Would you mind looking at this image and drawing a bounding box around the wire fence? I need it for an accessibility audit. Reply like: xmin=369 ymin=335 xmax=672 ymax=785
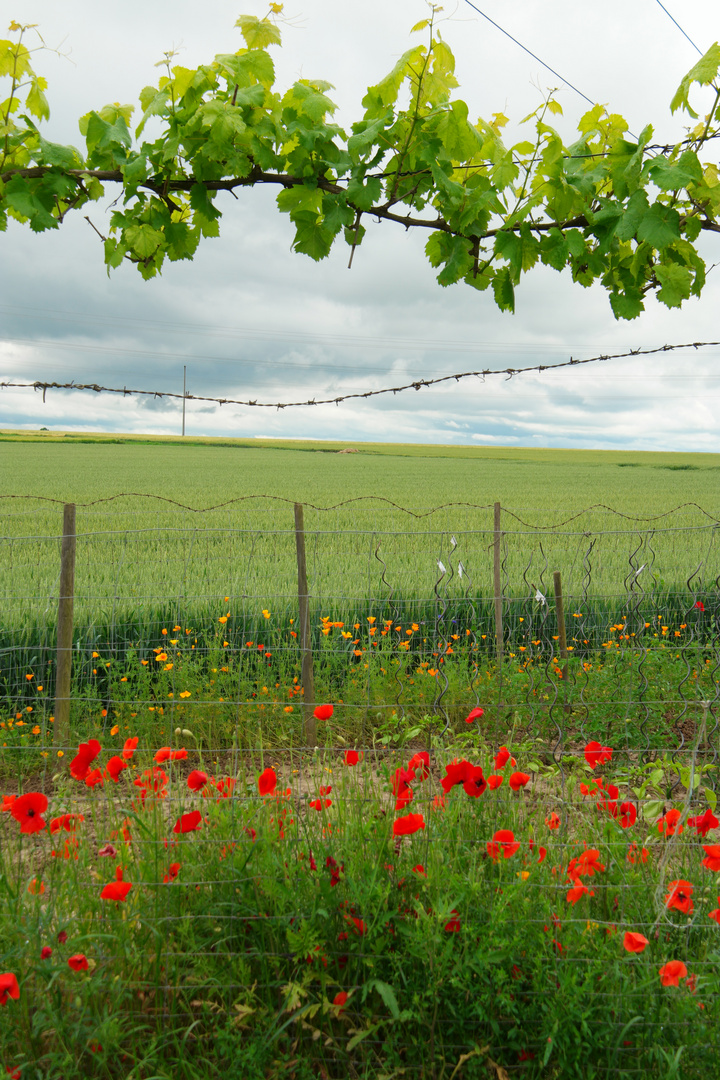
xmin=2 ymin=498 xmax=720 ymax=1075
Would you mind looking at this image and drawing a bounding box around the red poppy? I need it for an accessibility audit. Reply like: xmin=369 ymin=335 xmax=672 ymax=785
xmin=441 ymin=759 xmax=471 ymax=794
xmin=258 ymin=767 xmax=277 ymax=797
xmin=487 ymin=775 xmax=503 ymax=790
xmin=392 ymin=766 xmax=415 ymax=809
xmin=623 ymin=931 xmax=649 ymax=953
xmin=659 ymin=960 xmax=688 ymax=986
xmin=465 ymin=707 xmax=484 ymax=724
xmin=309 ymin=797 xmax=332 ymax=811
xmin=664 ymin=879 xmax=694 ymax=915
xmin=154 ymin=747 xmax=188 ymax=763
xmin=545 ymin=812 xmax=560 ymax=830
xmin=98 ymin=843 xmax=117 ymax=858
xmin=569 ymin=849 xmax=605 ymax=878
xmin=133 ymin=767 xmax=169 ymax=807
xmin=462 ymin=765 xmax=487 ymax=798
xmin=7 ymin=1067 xmax=21 ymax=1079
xmin=50 ymin=812 xmax=84 ymax=834
xmin=314 ymin=704 xmax=333 ymax=721
xmin=100 ymin=865 xmax=132 ymax=902
xmin=393 ymin=813 xmax=425 ymax=836
xmin=187 ymin=770 xmax=208 ymax=791
xmin=566 ymin=882 xmax=593 ymax=905
xmin=688 ymin=809 xmax=719 ymax=837
xmin=694 ymin=601 xmax=705 ymax=612
xmin=105 ymin=756 xmax=128 ymax=783
xmin=487 ymin=829 xmax=520 ymax=861
xmin=85 ymin=768 xmax=104 ymax=788
xmin=620 ymin=802 xmax=637 ymax=829
xmin=658 ymin=809 xmax=684 ymax=836
xmin=344 ymin=751 xmax=361 ymax=766
xmin=122 ymin=736 xmax=138 ymax=760
xmin=326 ymin=855 xmax=344 ymax=886
xmin=444 ymin=910 xmax=461 ymax=932
xmin=10 ymin=792 xmax=48 ymax=834
xmin=70 ymin=739 xmax=101 ymax=781
xmin=536 ymin=845 xmax=547 ymax=864
xmin=509 ymin=772 xmax=530 ymax=791
xmin=27 ymin=879 xmax=44 ymax=895
xmin=709 ymin=898 xmax=720 ymax=924
xmin=173 ymin=810 xmax=202 ymax=834
xmin=67 ymin=954 xmax=89 ymax=972
xmin=1 ymin=795 xmax=16 ymax=812
xmin=494 ymin=746 xmax=516 ymax=770
xmin=584 ymin=741 xmax=613 ymax=769
xmin=57 ymin=930 xmax=68 ymax=944
xmin=412 ymin=864 xmax=427 ymax=876
xmin=627 ymin=843 xmax=649 ymax=865
xmin=702 ymin=845 xmax=720 ymax=871
xmin=333 ymin=990 xmax=349 ymax=1012
xmin=163 ymin=862 xmax=181 ymax=884
xmin=40 ymin=946 xmax=52 ymax=959
xmin=408 ymin=751 xmax=430 ymax=779
xmin=0 ymin=974 xmax=20 ymax=1005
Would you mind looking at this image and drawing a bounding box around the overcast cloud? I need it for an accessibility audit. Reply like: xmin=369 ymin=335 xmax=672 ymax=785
xmin=1 ymin=0 xmax=719 ymax=448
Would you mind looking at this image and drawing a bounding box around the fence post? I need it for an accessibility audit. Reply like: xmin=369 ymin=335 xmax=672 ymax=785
xmin=54 ymin=503 xmax=76 ymax=754
xmin=493 ymin=502 xmax=504 ymax=662
xmin=294 ymin=503 xmax=316 ymax=746
xmin=553 ymin=570 xmax=570 ymax=692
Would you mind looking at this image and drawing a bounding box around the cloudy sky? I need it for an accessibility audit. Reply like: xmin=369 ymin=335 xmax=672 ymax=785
xmin=2 ymin=0 xmax=719 ymax=449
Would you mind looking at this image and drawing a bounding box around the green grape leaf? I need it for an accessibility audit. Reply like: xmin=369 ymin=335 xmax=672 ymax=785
xmin=124 ymin=222 xmax=165 ymax=258
xmin=346 ymin=175 xmax=382 ymax=211
xmin=235 ymin=15 xmax=282 ymax=51
xmin=670 ymin=43 xmax=720 ymax=116
xmin=492 ymin=265 xmax=515 ymax=312
xmin=609 ymin=289 xmax=645 ymax=320
xmin=655 ymin=261 xmax=692 ymax=307
xmin=648 ymin=149 xmax=703 ymax=191
xmin=3 ymin=174 xmax=57 ymax=230
xmin=636 ymin=202 xmax=681 ymax=248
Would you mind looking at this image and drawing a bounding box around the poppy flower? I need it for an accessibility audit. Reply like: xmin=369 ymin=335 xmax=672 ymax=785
xmin=465 ymin=707 xmax=484 ymax=724
xmin=314 ymin=704 xmax=333 ymax=721
xmin=163 ymin=862 xmax=181 ymax=884
xmin=509 ymin=772 xmax=530 ymax=791
xmin=408 ymin=751 xmax=430 ymax=779
xmin=694 ymin=601 xmax=705 ymax=612
xmin=445 ymin=910 xmax=461 ymax=933
xmin=344 ymin=751 xmax=361 ymax=766
xmin=487 ymin=829 xmax=520 ymax=860
xmin=392 ymin=767 xmax=415 ymax=809
xmin=100 ymin=866 xmax=132 ymax=902
xmin=98 ymin=843 xmax=117 ymax=858
xmin=57 ymin=930 xmax=68 ymax=944
xmin=658 ymin=809 xmax=684 ymax=836
xmin=708 ymin=898 xmax=720 ymax=924
xmin=393 ymin=813 xmax=425 ymax=836
xmin=584 ymin=741 xmax=613 ymax=769
xmin=702 ymin=845 xmax=720 ymax=872
xmin=70 ymin=739 xmax=101 ymax=781
xmin=664 ymin=879 xmax=694 ymax=915
xmin=412 ymin=864 xmax=427 ymax=876
xmin=40 ymin=946 xmax=52 ymax=959
xmin=122 ymin=736 xmax=138 ymax=760
xmin=566 ymin=882 xmax=593 ymax=905
xmin=463 ymin=765 xmax=487 ymax=798
xmin=85 ymin=768 xmax=104 ymax=788
xmin=441 ymin=759 xmax=472 ymax=794
xmin=67 ymin=954 xmax=89 ymax=972
xmin=620 ymin=802 xmax=637 ymax=829
xmin=173 ymin=810 xmax=202 ymax=834
xmin=10 ymin=792 xmax=48 ymax=834
xmin=258 ymin=767 xmax=277 ymax=797
xmin=487 ymin=775 xmax=503 ymax=790
xmin=309 ymin=797 xmax=332 ymax=811
xmin=50 ymin=812 xmax=84 ymax=834
xmin=187 ymin=770 xmax=208 ymax=792
xmin=333 ymin=990 xmax=349 ymax=1012
xmin=0 ymin=974 xmax=20 ymax=1005
xmin=688 ymin=809 xmax=719 ymax=837
xmin=627 ymin=843 xmax=649 ymax=865
xmin=545 ymin=812 xmax=560 ymax=829
xmin=623 ymin=931 xmax=649 ymax=953
xmin=494 ymin=746 xmax=516 ymax=770
xmin=1 ymin=795 xmax=16 ymax=812
xmin=659 ymin=960 xmax=688 ymax=987
xmin=105 ymin=756 xmax=128 ymax=783
xmin=154 ymin=747 xmax=187 ymax=763
xmin=27 ymin=878 xmax=45 ymax=895
xmin=569 ymin=849 xmax=605 ymax=878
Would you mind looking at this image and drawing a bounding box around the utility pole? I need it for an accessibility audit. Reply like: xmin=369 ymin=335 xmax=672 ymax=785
xmin=182 ymin=365 xmax=186 ymax=437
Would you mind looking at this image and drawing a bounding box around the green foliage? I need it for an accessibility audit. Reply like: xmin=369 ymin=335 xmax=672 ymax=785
xmin=1 ymin=16 xmax=719 ymax=318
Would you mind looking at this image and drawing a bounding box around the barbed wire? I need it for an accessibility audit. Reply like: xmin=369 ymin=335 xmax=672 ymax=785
xmin=2 ymin=340 xmax=719 ymax=409
xmin=0 ymin=491 xmax=718 ymax=527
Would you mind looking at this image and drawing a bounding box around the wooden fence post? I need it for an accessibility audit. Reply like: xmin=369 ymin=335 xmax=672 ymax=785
xmin=54 ymin=503 xmax=76 ymax=753
xmin=553 ymin=570 xmax=570 ymax=691
xmin=294 ymin=503 xmax=316 ymax=746
xmin=493 ymin=502 xmax=504 ymax=662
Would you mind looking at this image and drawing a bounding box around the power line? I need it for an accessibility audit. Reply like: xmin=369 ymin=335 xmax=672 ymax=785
xmin=654 ymin=0 xmax=703 ymax=55
xmin=2 ymin=340 xmax=718 ymax=410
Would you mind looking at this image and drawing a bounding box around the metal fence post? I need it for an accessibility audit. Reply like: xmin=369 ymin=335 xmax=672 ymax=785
xmin=294 ymin=503 xmax=316 ymax=746
xmin=54 ymin=503 xmax=76 ymax=753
